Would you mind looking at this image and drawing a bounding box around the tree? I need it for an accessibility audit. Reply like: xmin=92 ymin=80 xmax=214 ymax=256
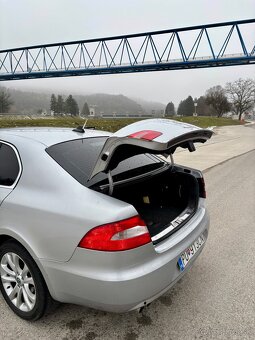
xmin=184 ymin=96 xmax=195 ymax=116
xmin=65 ymin=95 xmax=79 ymax=116
xmin=177 ymin=100 xmax=184 ymax=115
xmin=205 ymin=85 xmax=231 ymax=118
xmin=177 ymin=96 xmax=194 ymax=116
xmin=50 ymin=94 xmax=57 ymax=113
xmin=72 ymin=100 xmax=79 ymax=116
xmin=56 ymin=95 xmax=64 ymax=114
xmin=81 ymin=102 xmax=90 ymax=116
xmin=225 ymin=78 xmax=255 ymax=120
xmin=0 ymin=88 xmax=13 ymax=113
xmin=196 ymin=96 xmax=213 ymax=116
xmin=177 ymin=99 xmax=189 ymax=116
xmin=165 ymin=102 xmax=175 ymax=116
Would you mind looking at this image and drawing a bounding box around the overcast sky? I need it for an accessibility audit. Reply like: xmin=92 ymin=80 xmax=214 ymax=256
xmin=0 ymin=0 xmax=254 ymax=105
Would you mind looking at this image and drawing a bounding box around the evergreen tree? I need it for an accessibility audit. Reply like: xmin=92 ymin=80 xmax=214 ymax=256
xmin=165 ymin=102 xmax=175 ymax=116
xmin=56 ymin=95 xmax=64 ymax=114
xmin=50 ymin=94 xmax=57 ymax=113
xmin=177 ymin=96 xmax=194 ymax=116
xmin=72 ymin=99 xmax=79 ymax=116
xmin=65 ymin=95 xmax=79 ymax=116
xmin=177 ymin=100 xmax=184 ymax=116
xmin=184 ymin=96 xmax=195 ymax=116
xmin=0 ymin=88 xmax=13 ymax=113
xmin=64 ymin=95 xmax=73 ymax=115
xmin=81 ymin=102 xmax=90 ymax=116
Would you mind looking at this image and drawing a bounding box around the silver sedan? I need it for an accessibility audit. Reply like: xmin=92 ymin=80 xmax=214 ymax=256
xmin=0 ymin=119 xmax=211 ymax=320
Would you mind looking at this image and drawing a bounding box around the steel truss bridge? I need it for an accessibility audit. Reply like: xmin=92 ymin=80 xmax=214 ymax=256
xmin=0 ymin=19 xmax=254 ymax=81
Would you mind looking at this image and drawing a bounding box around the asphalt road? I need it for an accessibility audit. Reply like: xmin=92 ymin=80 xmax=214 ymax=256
xmin=0 ymin=151 xmax=254 ymax=340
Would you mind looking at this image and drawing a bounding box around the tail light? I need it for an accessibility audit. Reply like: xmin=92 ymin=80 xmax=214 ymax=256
xmin=78 ymin=216 xmax=151 ymax=251
xmin=198 ymin=177 xmax=206 ymax=198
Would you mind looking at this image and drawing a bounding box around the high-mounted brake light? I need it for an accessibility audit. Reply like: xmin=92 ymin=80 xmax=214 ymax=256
xmin=128 ymin=130 xmax=162 ymax=141
xmin=78 ymin=216 xmax=151 ymax=251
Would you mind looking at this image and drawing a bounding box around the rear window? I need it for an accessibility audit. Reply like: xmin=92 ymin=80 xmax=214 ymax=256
xmin=46 ymin=137 xmax=165 ymax=187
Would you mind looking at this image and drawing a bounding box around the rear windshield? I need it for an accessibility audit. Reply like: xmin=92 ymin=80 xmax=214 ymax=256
xmin=46 ymin=137 xmax=166 ymax=187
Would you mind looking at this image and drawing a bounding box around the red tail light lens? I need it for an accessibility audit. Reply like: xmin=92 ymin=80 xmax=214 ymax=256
xmin=78 ymin=216 xmax=151 ymax=251
xmin=198 ymin=177 xmax=206 ymax=198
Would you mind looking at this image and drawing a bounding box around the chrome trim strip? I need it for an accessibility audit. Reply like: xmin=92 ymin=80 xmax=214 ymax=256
xmin=151 ymin=213 xmax=190 ymax=242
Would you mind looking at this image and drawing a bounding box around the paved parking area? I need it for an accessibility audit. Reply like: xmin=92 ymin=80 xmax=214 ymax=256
xmin=1 ymin=150 xmax=254 ymax=339
xmin=174 ymin=123 xmax=255 ymax=171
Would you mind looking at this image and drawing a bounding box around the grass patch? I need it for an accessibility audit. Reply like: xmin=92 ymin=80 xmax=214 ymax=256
xmin=0 ymin=116 xmax=243 ymax=132
xmin=171 ymin=116 xmax=243 ymax=128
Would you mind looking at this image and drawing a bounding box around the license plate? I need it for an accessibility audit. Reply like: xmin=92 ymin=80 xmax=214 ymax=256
xmin=177 ymin=235 xmax=205 ymax=272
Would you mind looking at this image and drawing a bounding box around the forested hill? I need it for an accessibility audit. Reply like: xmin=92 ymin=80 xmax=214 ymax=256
xmin=1 ymin=87 xmax=165 ymax=115
xmin=74 ymin=93 xmax=144 ymax=115
xmin=5 ymin=88 xmax=51 ymax=114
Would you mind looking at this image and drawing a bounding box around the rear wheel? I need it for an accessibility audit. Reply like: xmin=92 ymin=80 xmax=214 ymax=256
xmin=0 ymin=241 xmax=52 ymax=320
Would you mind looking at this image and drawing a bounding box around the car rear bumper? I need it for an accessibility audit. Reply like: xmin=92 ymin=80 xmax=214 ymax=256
xmin=40 ymin=206 xmax=209 ymax=313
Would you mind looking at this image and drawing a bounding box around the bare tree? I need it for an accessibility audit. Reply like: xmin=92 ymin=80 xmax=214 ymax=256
xmin=205 ymin=85 xmax=231 ymax=118
xmin=225 ymin=78 xmax=255 ymax=120
xmin=0 ymin=88 xmax=13 ymax=113
xmin=196 ymin=96 xmax=213 ymax=116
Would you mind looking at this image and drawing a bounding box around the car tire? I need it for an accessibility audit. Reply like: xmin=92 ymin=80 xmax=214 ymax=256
xmin=0 ymin=240 xmax=53 ymax=321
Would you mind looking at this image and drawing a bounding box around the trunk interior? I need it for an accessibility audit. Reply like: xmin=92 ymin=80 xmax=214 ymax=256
xmin=112 ymin=167 xmax=199 ymax=242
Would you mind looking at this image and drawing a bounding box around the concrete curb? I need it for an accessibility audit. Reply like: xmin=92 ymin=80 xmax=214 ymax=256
xmin=203 ymin=148 xmax=255 ymax=173
xmin=244 ymin=121 xmax=255 ymax=126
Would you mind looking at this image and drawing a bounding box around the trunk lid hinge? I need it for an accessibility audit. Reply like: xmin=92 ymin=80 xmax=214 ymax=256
xmin=170 ymin=153 xmax=174 ymax=165
xmin=107 ymin=170 xmax=114 ymax=196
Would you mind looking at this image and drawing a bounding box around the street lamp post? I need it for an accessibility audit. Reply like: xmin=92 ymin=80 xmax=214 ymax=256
xmin=194 ymin=101 xmax=198 ymax=117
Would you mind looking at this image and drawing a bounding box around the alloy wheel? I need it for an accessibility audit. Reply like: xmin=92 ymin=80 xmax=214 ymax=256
xmin=0 ymin=252 xmax=36 ymax=312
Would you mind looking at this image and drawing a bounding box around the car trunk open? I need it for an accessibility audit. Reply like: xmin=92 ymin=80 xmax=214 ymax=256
xmin=87 ymin=119 xmax=212 ymax=244
xmin=98 ymin=165 xmax=200 ymax=244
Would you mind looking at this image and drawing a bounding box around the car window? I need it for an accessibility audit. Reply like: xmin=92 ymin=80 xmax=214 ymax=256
xmin=46 ymin=137 xmax=166 ymax=187
xmin=0 ymin=142 xmax=20 ymax=187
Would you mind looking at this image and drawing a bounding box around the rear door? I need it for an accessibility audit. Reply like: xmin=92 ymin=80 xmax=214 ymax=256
xmin=0 ymin=141 xmax=21 ymax=204
xmin=89 ymin=119 xmax=213 ymax=179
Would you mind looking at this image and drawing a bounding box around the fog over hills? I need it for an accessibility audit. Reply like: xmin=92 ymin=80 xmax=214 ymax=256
xmin=74 ymin=93 xmax=144 ymax=116
xmin=131 ymin=97 xmax=165 ymax=113
xmin=1 ymin=87 xmax=166 ymax=115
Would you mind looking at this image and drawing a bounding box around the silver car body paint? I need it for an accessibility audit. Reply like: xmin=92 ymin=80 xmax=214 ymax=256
xmin=0 ymin=123 xmax=210 ymax=312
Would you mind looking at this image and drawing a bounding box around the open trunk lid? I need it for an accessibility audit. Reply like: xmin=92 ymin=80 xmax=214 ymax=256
xmin=89 ymin=119 xmax=213 ymax=180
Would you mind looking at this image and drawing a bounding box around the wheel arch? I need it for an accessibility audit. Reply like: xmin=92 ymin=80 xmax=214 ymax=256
xmin=0 ymin=230 xmax=38 ymax=259
xmin=0 ymin=232 xmax=57 ymax=301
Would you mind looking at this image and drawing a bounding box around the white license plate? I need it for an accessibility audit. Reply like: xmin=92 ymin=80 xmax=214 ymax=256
xmin=177 ymin=235 xmax=205 ymax=272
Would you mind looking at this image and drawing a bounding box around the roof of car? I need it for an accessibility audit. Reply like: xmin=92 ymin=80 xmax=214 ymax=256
xmin=0 ymin=127 xmax=110 ymax=146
